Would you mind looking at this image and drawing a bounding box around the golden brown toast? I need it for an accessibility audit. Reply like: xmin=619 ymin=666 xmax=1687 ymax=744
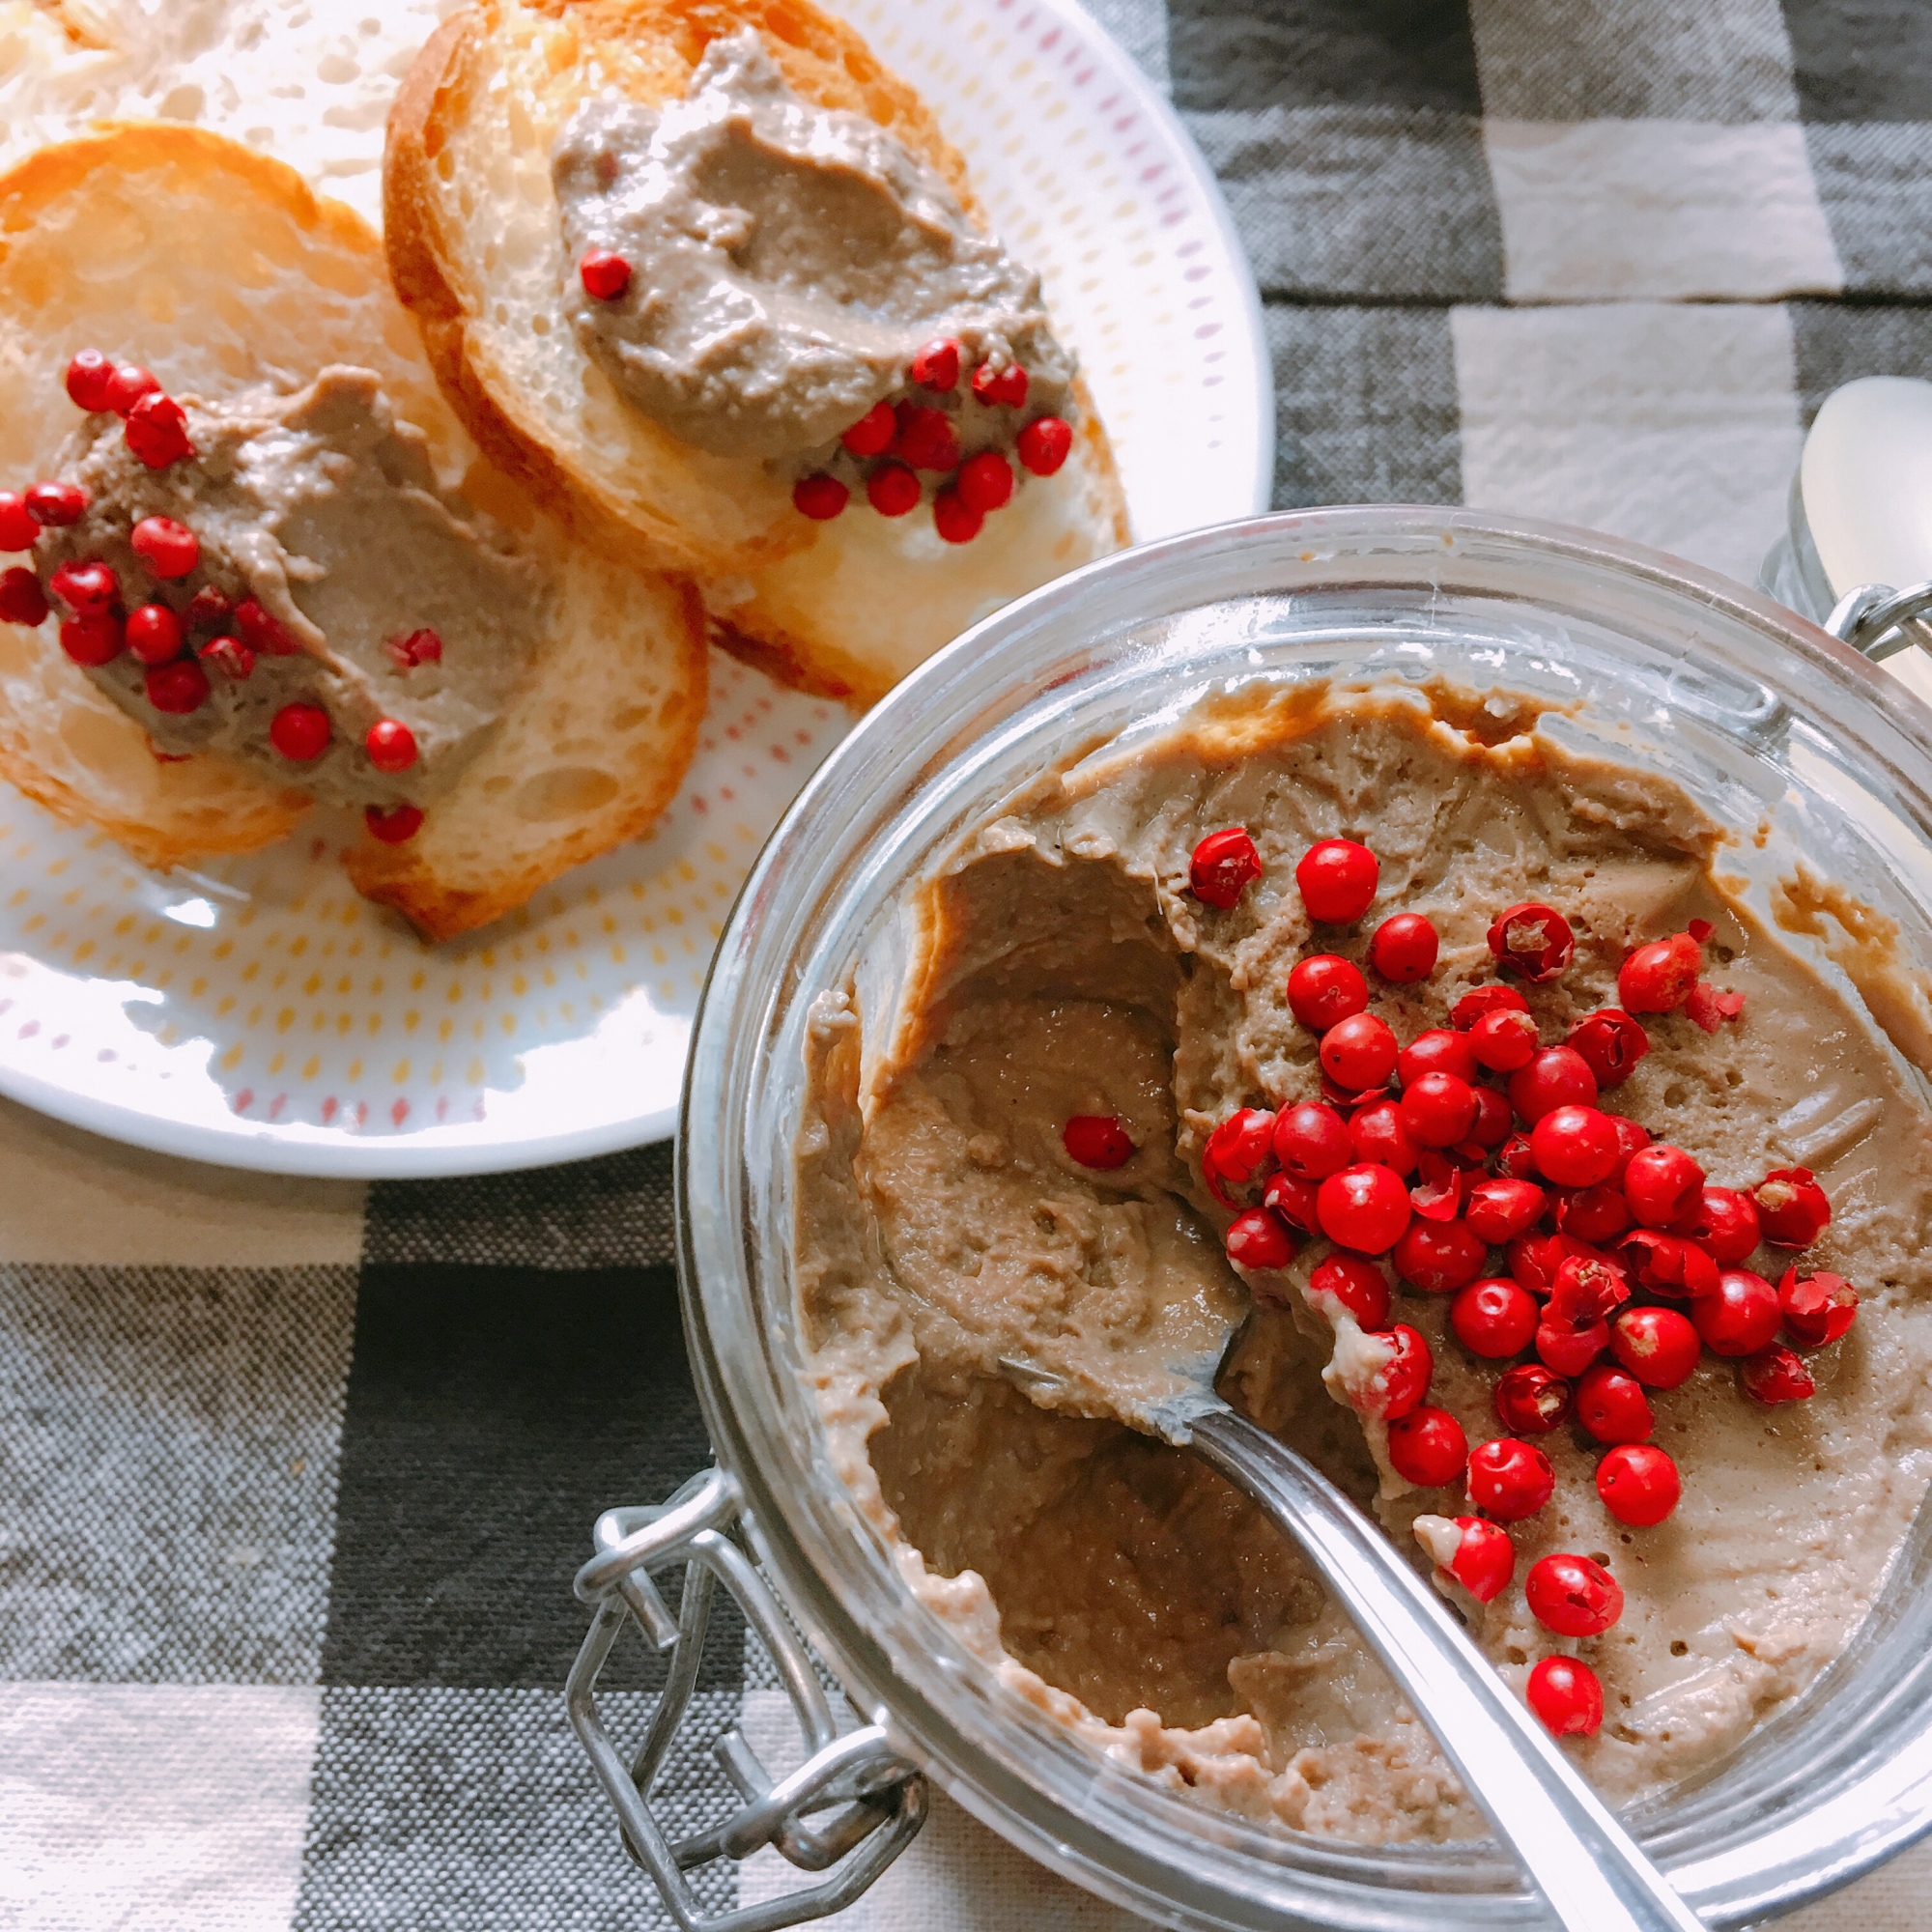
xmin=384 ymin=0 xmax=1130 ymax=704
xmin=0 ymin=125 xmax=705 ymax=937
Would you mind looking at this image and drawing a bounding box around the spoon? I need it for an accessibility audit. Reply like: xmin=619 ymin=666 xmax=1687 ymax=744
xmin=999 ymin=1346 xmax=1705 ymax=1932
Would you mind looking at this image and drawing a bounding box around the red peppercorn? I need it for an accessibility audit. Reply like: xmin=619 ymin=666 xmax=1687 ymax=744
xmin=1692 ymin=1268 xmax=1780 ymax=1357
xmin=1566 ymin=1009 xmax=1650 ymax=1088
xmin=1409 ymin=1150 xmax=1464 ymax=1223
xmin=1016 ymin=414 xmax=1073 ymax=476
xmin=579 ymin=248 xmax=632 ymax=299
xmin=144 ymin=657 xmax=208 ymax=714
xmin=1527 ymin=1656 xmax=1605 ymax=1738
xmin=1349 ymin=1099 xmax=1418 ymax=1178
xmin=1367 ymin=912 xmax=1438 ymax=983
xmin=1493 ymin=1362 xmax=1574 ymax=1435
xmin=1470 ymin=1007 xmax=1538 ymax=1072
xmin=103 ymin=363 xmax=159 ymax=415
xmin=25 ymin=480 xmax=88 ymax=527
xmin=1426 ymin=1516 xmax=1517 ymax=1603
xmin=1466 ymin=1436 xmax=1554 ymax=1520
xmin=1624 ymin=1143 xmax=1705 ymax=1227
xmin=956 ymin=450 xmax=1014 ymax=514
xmin=1464 ymin=1178 xmax=1547 ymax=1246
xmin=1506 ymin=1228 xmax=1575 ymax=1296
xmin=1226 ymin=1206 xmax=1296 ymax=1271
xmin=1554 ymin=1182 xmax=1631 ymax=1247
xmin=1387 ymin=1406 xmax=1468 ymax=1486
xmin=1575 ymin=1362 xmax=1653 ymax=1444
xmin=65 ymin=349 xmax=117 ymax=411
xmin=1190 ymin=826 xmax=1262 ymax=910
xmin=1618 ymin=1228 xmax=1719 ymax=1299
xmin=1317 ymin=1162 xmax=1412 ymax=1255
xmin=1398 ymin=1072 xmax=1477 ymax=1151
xmin=1201 ymin=1107 xmax=1276 ymax=1207
xmin=840 ymin=399 xmax=897 ymax=458
xmin=1778 ymin=1267 xmax=1858 ymax=1348
xmin=932 ymin=487 xmax=982 ymax=544
xmin=1272 ymin=1101 xmax=1350 ymax=1180
xmin=1392 ymin=1215 xmax=1487 ymax=1293
xmin=1290 ymin=953 xmax=1371 ymax=1033
xmin=50 ymin=558 xmax=117 ymax=611
xmin=385 ymin=626 xmax=442 ymax=668
xmin=1536 ymin=1313 xmax=1609 ymax=1377
xmin=1619 ymin=931 xmax=1702 ymax=1013
xmin=365 ymin=802 xmax=424 ymax=844
xmin=865 ymin=462 xmax=922 ymax=517
xmin=1494 ymin=1133 xmax=1539 ymax=1179
xmin=1740 ymin=1343 xmax=1816 ymax=1406
xmin=1398 ymin=1028 xmax=1478 ymax=1086
xmin=125 ymin=391 xmax=194 ymax=468
xmin=186 ymin=586 xmax=234 ymax=634
xmin=909 ymin=339 xmax=962 ymax=391
xmin=127 ymin=514 xmax=198 ymax=579
xmin=1451 ymin=983 xmax=1529 ymax=1030
xmin=1754 ymin=1167 xmax=1832 ymax=1247
xmin=971 ymin=360 xmax=1028 ymax=409
xmin=1597 ymin=1443 xmax=1680 ymax=1526
xmin=125 ymin=604 xmax=185 ymax=665
xmin=364 ymin=719 xmax=418 ymax=774
xmin=1306 ymin=1253 xmax=1391 ymax=1328
xmin=1549 ymin=1253 xmax=1631 ymax=1327
xmin=1609 ymin=1305 xmax=1700 ymax=1389
xmin=233 ymin=599 xmax=299 ymax=657
xmin=1489 ymin=901 xmax=1575 ymax=983
xmin=0 ymin=566 xmax=48 ymax=626
xmin=1063 ymin=1114 xmax=1133 ymax=1169
xmin=1264 ymin=1170 xmax=1321 ymax=1235
xmin=1295 ymin=838 xmax=1378 ymax=923
xmin=0 ymin=493 xmax=38 ymax=551
xmin=199 ymin=635 xmax=254 ymax=680
xmin=1320 ymin=1011 xmax=1398 ymax=1092
xmin=1526 ymin=1552 xmax=1623 ymax=1636
xmin=1528 ymin=1104 xmax=1622 ymax=1188
xmin=1466 ymin=1085 xmax=1514 ymax=1151
xmin=793 ymin=473 xmax=849 ymax=521
xmin=1508 ymin=1046 xmax=1598 ymax=1123
xmin=1342 ymin=1323 xmax=1432 ymax=1419
xmin=1605 ymin=1114 xmax=1652 ymax=1179
xmin=58 ymin=611 xmax=122 ymax=665
xmin=1451 ymin=1276 xmax=1540 ymax=1357
xmin=269 ymin=701 xmax=330 ymax=761
xmin=1686 ymin=1185 xmax=1761 ymax=1264
xmin=894 ymin=403 xmax=962 ymax=471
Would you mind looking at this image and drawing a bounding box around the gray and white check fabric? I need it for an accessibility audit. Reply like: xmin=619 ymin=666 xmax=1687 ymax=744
xmin=6 ymin=2 xmax=1932 ymax=1926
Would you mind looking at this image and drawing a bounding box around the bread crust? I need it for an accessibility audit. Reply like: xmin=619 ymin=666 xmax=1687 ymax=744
xmin=0 ymin=124 xmax=704 ymax=939
xmin=384 ymin=0 xmax=1130 ymax=703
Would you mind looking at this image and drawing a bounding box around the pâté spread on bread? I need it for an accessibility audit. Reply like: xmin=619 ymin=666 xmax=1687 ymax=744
xmin=797 ymin=682 xmax=1932 ymax=1837
xmin=552 ymin=31 xmax=1077 ymax=543
xmin=4 ymin=357 xmax=547 ymax=847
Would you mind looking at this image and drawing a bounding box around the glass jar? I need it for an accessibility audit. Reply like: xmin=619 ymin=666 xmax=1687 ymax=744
xmin=676 ymin=508 xmax=1932 ymax=1930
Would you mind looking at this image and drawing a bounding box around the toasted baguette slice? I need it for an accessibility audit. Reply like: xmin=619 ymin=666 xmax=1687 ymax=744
xmin=385 ymin=0 xmax=1130 ymax=705
xmin=0 ymin=125 xmax=705 ymax=938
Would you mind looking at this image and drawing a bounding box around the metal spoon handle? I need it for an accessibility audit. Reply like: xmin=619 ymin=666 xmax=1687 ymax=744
xmin=1190 ymin=1408 xmax=1704 ymax=1932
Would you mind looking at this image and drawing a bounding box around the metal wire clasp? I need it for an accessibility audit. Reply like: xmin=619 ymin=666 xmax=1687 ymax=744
xmin=566 ymin=1467 xmax=926 ymax=1932
xmin=1826 ymin=580 xmax=1932 ymax=662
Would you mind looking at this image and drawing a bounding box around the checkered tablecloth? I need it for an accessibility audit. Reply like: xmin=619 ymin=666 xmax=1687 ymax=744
xmin=7 ymin=1 xmax=1932 ymax=1926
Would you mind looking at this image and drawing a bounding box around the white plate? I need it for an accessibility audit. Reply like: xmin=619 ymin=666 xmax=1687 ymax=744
xmin=0 ymin=0 xmax=1270 ymax=1177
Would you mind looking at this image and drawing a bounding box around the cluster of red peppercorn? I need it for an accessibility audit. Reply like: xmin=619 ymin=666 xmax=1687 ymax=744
xmin=582 ymin=252 xmax=1076 ymax=545
xmin=0 ymin=350 xmax=433 ymax=846
xmin=1061 ymin=823 xmax=1856 ymax=1744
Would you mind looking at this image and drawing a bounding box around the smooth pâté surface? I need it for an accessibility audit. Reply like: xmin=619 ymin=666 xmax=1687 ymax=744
xmin=795 ymin=680 xmax=1932 ymax=1841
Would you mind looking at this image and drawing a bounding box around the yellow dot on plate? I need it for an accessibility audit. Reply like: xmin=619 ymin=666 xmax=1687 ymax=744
xmin=438 ymin=1017 xmax=453 ymax=1042
xmin=500 ymin=1013 xmax=514 ymax=1036
xmin=216 ymin=994 xmax=235 ymax=1017
xmin=347 ymin=1058 xmax=362 ymax=1081
xmin=190 ymin=978 xmax=207 ymax=998
xmin=213 ymin=939 xmax=233 ymax=959
xmin=277 ymin=1009 xmax=295 ymax=1033
xmin=467 ymin=1057 xmax=484 ymax=1084
xmin=336 ymin=1013 xmax=352 ymax=1037
xmin=268 ymin=1052 xmax=284 ymax=1075
xmin=404 ymin=1009 xmax=420 ymax=1034
xmin=220 ymin=1043 xmax=243 ymax=1070
xmin=302 ymin=1055 xmax=320 ymax=1080
xmin=392 ymin=1059 xmax=410 ymax=1085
